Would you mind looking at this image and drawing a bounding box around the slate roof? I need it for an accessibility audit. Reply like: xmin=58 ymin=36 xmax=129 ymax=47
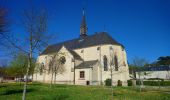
xmin=41 ymin=32 xmax=123 ymax=55
xmin=68 ymin=50 xmax=83 ymax=60
xmin=75 ymin=60 xmax=98 ymax=69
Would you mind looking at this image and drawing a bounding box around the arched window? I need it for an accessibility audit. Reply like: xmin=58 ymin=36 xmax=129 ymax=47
xmin=114 ymin=56 xmax=118 ymax=71
xmin=103 ymin=55 xmax=108 ymax=71
xmin=48 ymin=60 xmax=52 ymax=74
xmin=60 ymin=56 xmax=66 ymax=64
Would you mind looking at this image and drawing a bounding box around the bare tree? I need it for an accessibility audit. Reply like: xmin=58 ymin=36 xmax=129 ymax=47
xmin=0 ymin=7 xmax=8 ymax=34
xmin=132 ymin=57 xmax=148 ymax=92
xmin=108 ymin=48 xmax=128 ymax=100
xmin=21 ymin=8 xmax=50 ymax=100
xmin=0 ymin=4 xmax=53 ymax=100
xmin=0 ymin=7 xmax=11 ymax=50
xmin=47 ymin=53 xmax=66 ymax=87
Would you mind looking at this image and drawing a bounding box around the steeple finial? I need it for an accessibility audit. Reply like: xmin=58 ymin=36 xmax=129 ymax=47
xmin=80 ymin=8 xmax=87 ymax=37
xmin=83 ymin=8 xmax=85 ymax=15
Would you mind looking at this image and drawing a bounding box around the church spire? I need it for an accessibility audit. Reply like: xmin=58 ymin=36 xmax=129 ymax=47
xmin=80 ymin=8 xmax=88 ymax=37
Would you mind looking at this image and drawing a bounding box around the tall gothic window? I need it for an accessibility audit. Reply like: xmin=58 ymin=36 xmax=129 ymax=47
xmin=103 ymin=55 xmax=108 ymax=71
xmin=114 ymin=56 xmax=118 ymax=71
xmin=40 ymin=62 xmax=44 ymax=75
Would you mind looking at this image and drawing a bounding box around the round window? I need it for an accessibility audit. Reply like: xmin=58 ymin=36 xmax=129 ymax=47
xmin=60 ymin=56 xmax=66 ymax=64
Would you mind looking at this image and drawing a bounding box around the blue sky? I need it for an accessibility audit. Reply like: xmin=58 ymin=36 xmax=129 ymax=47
xmin=0 ymin=0 xmax=170 ymax=64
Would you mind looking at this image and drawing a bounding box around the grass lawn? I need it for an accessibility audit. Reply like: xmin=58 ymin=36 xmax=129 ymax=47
xmin=0 ymin=83 xmax=170 ymax=100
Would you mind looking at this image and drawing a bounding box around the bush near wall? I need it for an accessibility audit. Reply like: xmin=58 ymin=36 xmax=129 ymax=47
xmin=117 ymin=80 xmax=122 ymax=86
xmin=127 ymin=80 xmax=132 ymax=86
xmin=105 ymin=79 xmax=111 ymax=86
xmin=105 ymin=79 xmax=123 ymax=86
xmin=128 ymin=80 xmax=170 ymax=86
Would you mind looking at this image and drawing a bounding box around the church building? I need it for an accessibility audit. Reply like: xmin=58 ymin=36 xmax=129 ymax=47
xmin=33 ymin=9 xmax=130 ymax=86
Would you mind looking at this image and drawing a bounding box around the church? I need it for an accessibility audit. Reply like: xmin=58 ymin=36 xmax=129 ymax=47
xmin=33 ymin=10 xmax=130 ymax=86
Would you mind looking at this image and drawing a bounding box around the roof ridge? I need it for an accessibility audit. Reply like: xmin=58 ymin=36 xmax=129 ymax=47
xmin=50 ymin=32 xmax=109 ymax=47
xmin=41 ymin=32 xmax=123 ymax=55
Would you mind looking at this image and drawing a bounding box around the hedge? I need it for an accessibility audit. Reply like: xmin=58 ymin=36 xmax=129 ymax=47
xmin=117 ymin=80 xmax=122 ymax=86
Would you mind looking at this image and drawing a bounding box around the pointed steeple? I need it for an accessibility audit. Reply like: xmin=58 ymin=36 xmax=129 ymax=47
xmin=80 ymin=8 xmax=88 ymax=37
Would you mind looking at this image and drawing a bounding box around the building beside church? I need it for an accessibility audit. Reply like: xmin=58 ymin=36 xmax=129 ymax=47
xmin=136 ymin=66 xmax=170 ymax=80
xmin=33 ymin=10 xmax=130 ymax=86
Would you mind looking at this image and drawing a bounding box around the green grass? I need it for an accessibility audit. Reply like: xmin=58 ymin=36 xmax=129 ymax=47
xmin=0 ymin=83 xmax=170 ymax=100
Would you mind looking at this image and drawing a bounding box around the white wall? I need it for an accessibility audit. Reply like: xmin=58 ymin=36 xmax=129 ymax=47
xmin=33 ymin=44 xmax=130 ymax=86
xmin=75 ymin=68 xmax=92 ymax=85
xmin=136 ymin=71 xmax=170 ymax=80
xmin=74 ymin=44 xmax=129 ymax=85
xmin=33 ymin=46 xmax=75 ymax=84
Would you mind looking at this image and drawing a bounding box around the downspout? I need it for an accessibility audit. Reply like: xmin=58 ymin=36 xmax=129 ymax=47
xmin=73 ymin=59 xmax=75 ymax=85
xmin=100 ymin=45 xmax=102 ymax=85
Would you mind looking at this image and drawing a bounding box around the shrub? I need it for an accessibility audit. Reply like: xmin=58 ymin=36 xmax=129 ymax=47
xmin=163 ymin=81 xmax=170 ymax=86
xmin=127 ymin=80 xmax=132 ymax=86
xmin=105 ymin=79 xmax=111 ymax=86
xmin=117 ymin=80 xmax=122 ymax=86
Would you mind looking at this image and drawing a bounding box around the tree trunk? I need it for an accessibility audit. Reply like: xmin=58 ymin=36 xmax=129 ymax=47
xmin=54 ymin=72 xmax=57 ymax=84
xmin=50 ymin=71 xmax=53 ymax=87
xmin=111 ymin=69 xmax=113 ymax=100
xmin=139 ymin=73 xmax=142 ymax=92
xmin=22 ymin=30 xmax=33 ymax=100
xmin=22 ymin=54 xmax=31 ymax=100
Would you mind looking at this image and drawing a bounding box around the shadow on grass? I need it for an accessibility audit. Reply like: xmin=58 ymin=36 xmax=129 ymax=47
xmin=54 ymin=94 xmax=69 ymax=100
xmin=1 ymin=88 xmax=35 ymax=95
xmin=50 ymin=85 xmax=69 ymax=88
xmin=113 ymin=93 xmax=123 ymax=97
xmin=0 ymin=85 xmax=7 ymax=88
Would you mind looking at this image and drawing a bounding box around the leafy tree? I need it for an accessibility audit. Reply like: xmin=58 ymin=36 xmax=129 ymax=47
xmin=156 ymin=56 xmax=170 ymax=66
xmin=7 ymin=53 xmax=27 ymax=78
xmin=0 ymin=66 xmax=7 ymax=82
xmin=7 ymin=53 xmax=35 ymax=79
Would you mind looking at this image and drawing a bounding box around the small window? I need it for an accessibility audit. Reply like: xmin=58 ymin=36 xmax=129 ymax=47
xmin=97 ymin=47 xmax=100 ymax=50
xmin=81 ymin=50 xmax=84 ymax=53
xmin=110 ymin=46 xmax=113 ymax=50
xmin=80 ymin=71 xmax=85 ymax=78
